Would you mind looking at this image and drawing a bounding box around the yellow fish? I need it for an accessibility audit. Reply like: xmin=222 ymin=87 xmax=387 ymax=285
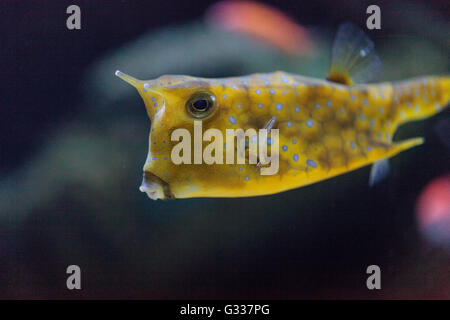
xmin=116 ymin=23 xmax=449 ymax=200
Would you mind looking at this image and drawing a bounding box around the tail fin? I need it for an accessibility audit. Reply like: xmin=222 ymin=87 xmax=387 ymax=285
xmin=393 ymin=76 xmax=449 ymax=126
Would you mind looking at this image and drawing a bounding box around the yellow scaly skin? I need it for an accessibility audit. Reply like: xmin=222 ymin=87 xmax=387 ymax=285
xmin=116 ymin=71 xmax=449 ymax=199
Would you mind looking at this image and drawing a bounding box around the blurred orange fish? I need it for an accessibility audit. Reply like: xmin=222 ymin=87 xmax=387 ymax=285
xmin=416 ymin=175 xmax=450 ymax=248
xmin=206 ymin=1 xmax=314 ymax=56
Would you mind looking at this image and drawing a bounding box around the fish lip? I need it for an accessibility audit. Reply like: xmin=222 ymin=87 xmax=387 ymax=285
xmin=140 ymin=171 xmax=175 ymax=200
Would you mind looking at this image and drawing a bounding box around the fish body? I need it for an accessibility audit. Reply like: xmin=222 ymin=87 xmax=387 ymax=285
xmin=116 ymin=24 xmax=449 ymax=200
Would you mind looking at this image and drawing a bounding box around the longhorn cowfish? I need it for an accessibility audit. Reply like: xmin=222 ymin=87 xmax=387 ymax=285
xmin=116 ymin=23 xmax=449 ymax=200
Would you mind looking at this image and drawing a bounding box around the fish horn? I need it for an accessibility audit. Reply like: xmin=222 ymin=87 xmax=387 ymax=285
xmin=115 ymin=70 xmax=164 ymax=121
xmin=115 ymin=70 xmax=141 ymax=88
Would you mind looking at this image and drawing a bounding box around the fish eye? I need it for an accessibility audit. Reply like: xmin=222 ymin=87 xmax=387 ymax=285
xmin=186 ymin=92 xmax=216 ymax=118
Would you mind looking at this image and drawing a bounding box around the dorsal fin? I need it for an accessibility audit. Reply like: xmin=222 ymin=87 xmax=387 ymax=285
xmin=326 ymin=23 xmax=381 ymax=85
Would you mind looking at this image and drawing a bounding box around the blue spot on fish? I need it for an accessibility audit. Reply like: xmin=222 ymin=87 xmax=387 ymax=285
xmin=292 ymin=139 xmax=297 ymax=144
xmin=276 ymin=103 xmax=283 ymax=110
xmin=282 ymin=145 xmax=288 ymax=151
xmin=306 ymin=159 xmax=317 ymax=168
xmin=229 ymin=116 xmax=236 ymax=124
xmin=306 ymin=120 xmax=313 ymax=128
xmin=287 ymin=121 xmax=292 ymax=127
xmin=293 ymin=154 xmax=299 ymax=162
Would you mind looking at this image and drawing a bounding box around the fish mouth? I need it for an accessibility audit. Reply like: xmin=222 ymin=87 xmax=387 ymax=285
xmin=139 ymin=171 xmax=175 ymax=200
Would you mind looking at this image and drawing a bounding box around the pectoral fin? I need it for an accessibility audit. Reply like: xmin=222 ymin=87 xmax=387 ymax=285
xmin=257 ymin=116 xmax=277 ymax=168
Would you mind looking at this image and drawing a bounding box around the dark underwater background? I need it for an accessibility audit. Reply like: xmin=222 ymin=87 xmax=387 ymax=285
xmin=0 ymin=0 xmax=448 ymax=299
